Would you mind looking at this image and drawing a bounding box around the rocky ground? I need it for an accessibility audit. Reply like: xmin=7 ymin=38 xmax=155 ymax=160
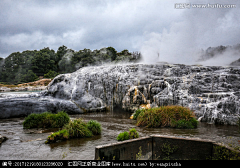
xmin=0 ymin=63 xmax=240 ymax=125
xmin=0 ymin=79 xmax=51 ymax=92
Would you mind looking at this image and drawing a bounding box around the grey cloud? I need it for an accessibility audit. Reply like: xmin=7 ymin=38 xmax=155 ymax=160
xmin=1 ymin=0 xmax=176 ymax=57
xmin=0 ymin=0 xmax=239 ymax=65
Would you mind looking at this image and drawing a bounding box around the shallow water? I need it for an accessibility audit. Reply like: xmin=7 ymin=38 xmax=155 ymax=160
xmin=0 ymin=109 xmax=239 ymax=160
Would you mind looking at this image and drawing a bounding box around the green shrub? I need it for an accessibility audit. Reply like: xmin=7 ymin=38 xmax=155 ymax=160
xmin=136 ymin=105 xmax=198 ymax=129
xmin=136 ymin=108 xmax=162 ymax=128
xmin=45 ymin=118 xmax=102 ymax=144
xmin=64 ymin=119 xmax=93 ymax=138
xmin=46 ymin=129 xmax=69 ymax=143
xmin=129 ymin=128 xmax=139 ymax=139
xmin=175 ymin=118 xmax=198 ymax=129
xmin=44 ymin=70 xmax=59 ymax=79
xmin=87 ymin=120 xmax=102 ymax=135
xmin=117 ymin=128 xmax=139 ymax=141
xmin=23 ymin=111 xmax=70 ymax=129
xmin=133 ymin=108 xmax=146 ymax=120
xmin=117 ymin=131 xmax=130 ymax=141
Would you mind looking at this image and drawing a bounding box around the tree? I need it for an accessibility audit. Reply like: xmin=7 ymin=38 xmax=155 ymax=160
xmin=118 ymin=49 xmax=131 ymax=56
xmin=107 ymin=47 xmax=117 ymax=61
xmin=21 ymin=70 xmax=38 ymax=83
xmin=31 ymin=47 xmax=57 ymax=76
xmin=44 ymin=70 xmax=59 ymax=79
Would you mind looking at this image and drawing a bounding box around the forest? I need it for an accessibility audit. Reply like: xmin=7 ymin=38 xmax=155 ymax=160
xmin=0 ymin=46 xmax=141 ymax=84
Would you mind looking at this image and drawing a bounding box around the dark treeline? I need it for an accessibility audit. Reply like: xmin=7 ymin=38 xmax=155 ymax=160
xmin=0 ymin=46 xmax=141 ymax=84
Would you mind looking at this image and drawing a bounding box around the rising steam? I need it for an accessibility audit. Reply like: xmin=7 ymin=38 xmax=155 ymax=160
xmin=140 ymin=0 xmax=240 ymax=66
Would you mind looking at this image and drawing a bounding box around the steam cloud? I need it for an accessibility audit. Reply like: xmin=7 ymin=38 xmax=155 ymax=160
xmin=140 ymin=0 xmax=240 ymax=66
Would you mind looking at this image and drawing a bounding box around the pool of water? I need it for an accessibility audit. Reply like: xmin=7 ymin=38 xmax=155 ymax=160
xmin=0 ymin=110 xmax=239 ymax=160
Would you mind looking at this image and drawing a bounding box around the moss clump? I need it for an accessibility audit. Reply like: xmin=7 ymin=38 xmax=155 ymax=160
xmin=136 ymin=105 xmax=198 ymax=129
xmin=117 ymin=128 xmax=139 ymax=141
xmin=45 ymin=119 xmax=101 ymax=143
xmin=23 ymin=111 xmax=70 ymax=129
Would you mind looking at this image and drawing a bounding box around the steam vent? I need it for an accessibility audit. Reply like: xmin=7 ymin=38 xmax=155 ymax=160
xmin=1 ymin=63 xmax=240 ymax=125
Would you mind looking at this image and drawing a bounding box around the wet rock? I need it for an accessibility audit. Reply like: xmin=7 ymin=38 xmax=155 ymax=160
xmin=122 ymin=86 xmax=148 ymax=111
xmin=0 ymin=63 xmax=240 ymax=125
xmin=0 ymin=93 xmax=83 ymax=118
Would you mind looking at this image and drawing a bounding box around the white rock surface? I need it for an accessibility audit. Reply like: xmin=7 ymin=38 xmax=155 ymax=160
xmin=1 ymin=63 xmax=240 ymax=125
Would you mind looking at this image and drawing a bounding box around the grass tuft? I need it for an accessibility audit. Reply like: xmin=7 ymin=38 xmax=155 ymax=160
xmin=136 ymin=105 xmax=198 ymax=129
xmin=23 ymin=111 xmax=70 ymax=129
xmin=45 ymin=118 xmax=102 ymax=144
xmin=87 ymin=120 xmax=102 ymax=135
xmin=64 ymin=118 xmax=93 ymax=138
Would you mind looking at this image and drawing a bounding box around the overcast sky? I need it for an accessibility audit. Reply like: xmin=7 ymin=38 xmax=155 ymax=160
xmin=0 ymin=0 xmax=240 ymax=65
